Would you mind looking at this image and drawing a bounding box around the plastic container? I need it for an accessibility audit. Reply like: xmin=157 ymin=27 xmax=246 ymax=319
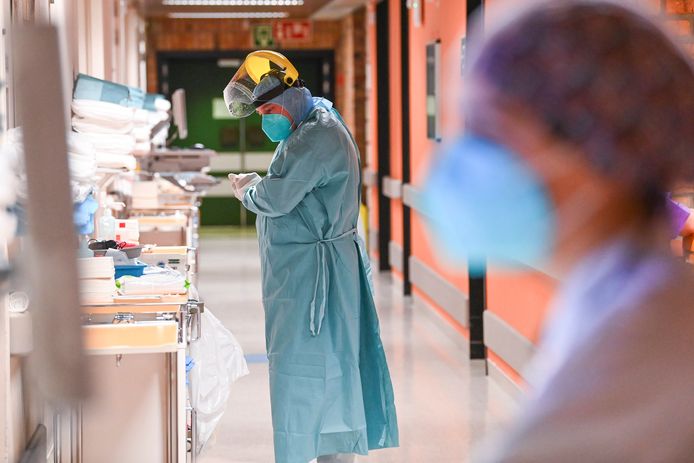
xmin=77 ymin=236 xmax=93 ymax=258
xmin=114 ymin=263 xmax=147 ymax=279
xmin=114 ymin=219 xmax=140 ymax=244
xmin=140 ymin=246 xmax=189 ymax=275
xmin=98 ymin=210 xmax=116 ymax=241
xmin=119 ymin=245 xmax=144 ymax=259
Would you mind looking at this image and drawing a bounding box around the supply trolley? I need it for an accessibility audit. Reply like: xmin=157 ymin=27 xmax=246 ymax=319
xmin=73 ymin=297 xmax=204 ymax=463
xmin=128 ymin=205 xmax=201 ymax=285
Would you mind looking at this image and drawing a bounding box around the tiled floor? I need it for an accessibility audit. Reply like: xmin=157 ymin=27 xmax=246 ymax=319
xmin=196 ymin=235 xmax=517 ymax=463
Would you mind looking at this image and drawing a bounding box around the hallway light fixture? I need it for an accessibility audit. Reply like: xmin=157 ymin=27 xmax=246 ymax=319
xmin=168 ymin=11 xmax=290 ymax=18
xmin=163 ymin=0 xmax=303 ymax=5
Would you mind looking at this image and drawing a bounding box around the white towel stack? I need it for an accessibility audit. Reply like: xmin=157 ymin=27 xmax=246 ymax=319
xmin=133 ymin=102 xmax=171 ymax=154
xmin=78 ymin=257 xmax=116 ymax=304
xmin=72 ymin=99 xmax=135 ymax=133
xmin=71 ymin=99 xmax=138 ymax=170
xmin=67 ymin=132 xmax=97 ymax=184
xmin=1 ymin=128 xmax=97 ymax=204
xmin=150 ymin=99 xmax=172 ymax=148
xmin=132 ymin=109 xmax=153 ymax=155
xmin=117 ymin=268 xmax=187 ymax=296
xmin=80 ymin=132 xmax=137 ymax=170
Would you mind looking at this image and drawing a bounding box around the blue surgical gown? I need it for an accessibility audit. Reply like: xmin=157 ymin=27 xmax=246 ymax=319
xmin=242 ymin=101 xmax=399 ymax=463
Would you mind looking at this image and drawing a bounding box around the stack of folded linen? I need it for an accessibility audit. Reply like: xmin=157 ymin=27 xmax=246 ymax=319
xmin=72 ymin=74 xmax=171 ymax=156
xmin=132 ymin=109 xmax=153 ymax=155
xmin=72 ymin=99 xmax=135 ymax=133
xmin=67 ymin=132 xmax=97 ymax=186
xmin=148 ymin=96 xmax=172 ymax=148
xmin=2 ymin=128 xmax=97 ymax=205
xmin=116 ymin=267 xmax=187 ymax=296
xmin=71 ymin=99 xmax=137 ymax=170
xmin=134 ymin=97 xmax=172 ymax=153
xmin=78 ymin=256 xmax=116 ymax=304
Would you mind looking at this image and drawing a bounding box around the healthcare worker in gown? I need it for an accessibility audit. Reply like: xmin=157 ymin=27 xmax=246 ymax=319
xmin=223 ymin=51 xmax=398 ymax=463
xmin=424 ymin=1 xmax=694 ymax=461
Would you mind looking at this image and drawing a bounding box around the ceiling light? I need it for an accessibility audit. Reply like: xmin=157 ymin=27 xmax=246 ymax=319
xmin=162 ymin=0 xmax=304 ymax=6
xmin=168 ymin=11 xmax=290 ymax=18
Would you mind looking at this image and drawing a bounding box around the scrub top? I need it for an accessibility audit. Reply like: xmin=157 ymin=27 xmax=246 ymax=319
xmin=478 ymin=237 xmax=694 ymax=462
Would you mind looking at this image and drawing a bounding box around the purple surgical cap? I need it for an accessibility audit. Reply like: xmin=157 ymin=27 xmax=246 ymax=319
xmin=470 ymin=0 xmax=694 ymax=192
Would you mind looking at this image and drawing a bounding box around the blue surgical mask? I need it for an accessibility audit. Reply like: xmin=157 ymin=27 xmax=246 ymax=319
xmin=261 ymin=114 xmax=293 ymax=142
xmin=423 ymin=135 xmax=554 ymax=275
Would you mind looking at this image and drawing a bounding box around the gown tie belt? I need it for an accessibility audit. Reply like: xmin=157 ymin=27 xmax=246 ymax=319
xmin=309 ymin=228 xmax=358 ymax=336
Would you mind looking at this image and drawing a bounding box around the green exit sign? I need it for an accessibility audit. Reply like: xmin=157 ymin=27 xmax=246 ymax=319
xmin=253 ymin=25 xmax=275 ymax=48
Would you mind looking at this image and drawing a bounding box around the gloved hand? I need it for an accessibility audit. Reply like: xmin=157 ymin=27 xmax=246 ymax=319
xmin=228 ymin=172 xmax=261 ymax=201
xmin=228 ymin=173 xmax=240 ymax=199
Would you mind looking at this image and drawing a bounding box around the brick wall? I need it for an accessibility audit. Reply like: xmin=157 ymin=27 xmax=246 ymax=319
xmin=663 ymin=0 xmax=694 ymax=55
xmin=352 ymin=7 xmax=368 ymax=162
xmin=337 ymin=13 xmax=355 ymax=131
xmin=666 ymin=0 xmax=694 ymax=13
xmin=146 ymin=14 xmax=368 ymax=163
xmin=146 ymin=17 xmax=343 ymax=97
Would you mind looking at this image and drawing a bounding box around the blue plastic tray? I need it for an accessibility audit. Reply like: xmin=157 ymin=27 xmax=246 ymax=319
xmin=114 ymin=263 xmax=147 ymax=279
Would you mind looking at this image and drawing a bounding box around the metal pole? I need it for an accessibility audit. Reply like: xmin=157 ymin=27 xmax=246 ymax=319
xmin=53 ymin=412 xmax=61 ymax=463
xmin=70 ymin=404 xmax=83 ymax=463
xmin=166 ymin=353 xmax=172 ymax=462
xmin=190 ymin=408 xmax=198 ymax=463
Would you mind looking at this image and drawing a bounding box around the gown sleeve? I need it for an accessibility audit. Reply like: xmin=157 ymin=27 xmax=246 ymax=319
xmin=241 ymin=138 xmax=325 ymax=218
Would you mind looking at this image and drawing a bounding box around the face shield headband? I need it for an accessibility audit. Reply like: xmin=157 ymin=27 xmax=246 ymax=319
xmin=223 ymin=68 xmax=305 ymax=119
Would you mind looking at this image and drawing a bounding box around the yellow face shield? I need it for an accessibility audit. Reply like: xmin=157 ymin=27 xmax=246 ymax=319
xmin=223 ymin=50 xmax=300 ymax=119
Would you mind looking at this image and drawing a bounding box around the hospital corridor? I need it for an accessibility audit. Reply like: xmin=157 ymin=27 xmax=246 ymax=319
xmin=4 ymin=0 xmax=694 ymax=462
xmin=194 ymin=234 xmax=515 ymax=462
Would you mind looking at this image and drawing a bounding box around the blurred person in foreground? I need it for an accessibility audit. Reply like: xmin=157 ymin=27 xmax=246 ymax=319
xmin=424 ymin=1 xmax=694 ymax=461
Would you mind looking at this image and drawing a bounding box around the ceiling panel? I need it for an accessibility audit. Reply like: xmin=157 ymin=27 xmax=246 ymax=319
xmin=141 ymin=0 xmax=334 ymax=19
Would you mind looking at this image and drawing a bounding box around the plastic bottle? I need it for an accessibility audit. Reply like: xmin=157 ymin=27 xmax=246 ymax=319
xmin=77 ymin=235 xmax=92 ymax=258
xmin=98 ymin=209 xmax=116 ymax=241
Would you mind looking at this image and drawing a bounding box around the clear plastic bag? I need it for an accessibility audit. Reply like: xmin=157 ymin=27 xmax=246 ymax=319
xmin=189 ymin=309 xmax=249 ymax=454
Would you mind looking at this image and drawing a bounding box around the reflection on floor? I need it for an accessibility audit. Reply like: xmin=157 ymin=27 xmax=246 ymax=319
xmin=196 ymin=234 xmax=517 ymax=463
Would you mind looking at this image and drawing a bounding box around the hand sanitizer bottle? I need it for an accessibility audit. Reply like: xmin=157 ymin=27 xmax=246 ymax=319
xmin=98 ymin=209 xmax=116 ymax=241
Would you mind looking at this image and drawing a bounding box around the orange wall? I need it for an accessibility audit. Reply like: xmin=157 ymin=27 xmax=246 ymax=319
xmin=487 ymin=269 xmax=556 ymax=343
xmin=368 ymin=0 xmax=686 ymax=386
xmin=479 ymin=0 xmax=557 ymax=380
xmin=366 ymin=1 xmax=558 ymax=382
xmin=408 ymin=0 xmax=470 ymax=298
xmin=406 ymin=0 xmax=556 ymax=382
xmin=366 ymin=1 xmax=379 ymax=256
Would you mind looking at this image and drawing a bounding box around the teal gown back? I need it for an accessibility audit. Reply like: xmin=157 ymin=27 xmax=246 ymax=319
xmin=241 ymin=99 xmax=399 ymax=463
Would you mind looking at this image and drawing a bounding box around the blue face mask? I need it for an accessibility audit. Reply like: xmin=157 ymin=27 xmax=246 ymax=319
xmin=261 ymin=114 xmax=293 ymax=142
xmin=423 ymin=135 xmax=554 ymax=275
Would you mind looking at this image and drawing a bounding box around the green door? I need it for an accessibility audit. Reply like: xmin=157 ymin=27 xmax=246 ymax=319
xmin=159 ymin=50 xmax=335 ymax=226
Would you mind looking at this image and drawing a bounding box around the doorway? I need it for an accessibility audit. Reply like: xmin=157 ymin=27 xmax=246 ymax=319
xmin=157 ymin=50 xmax=335 ymax=226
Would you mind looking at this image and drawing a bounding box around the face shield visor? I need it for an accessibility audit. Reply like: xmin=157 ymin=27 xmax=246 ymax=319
xmin=223 ymin=51 xmax=300 ymax=119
